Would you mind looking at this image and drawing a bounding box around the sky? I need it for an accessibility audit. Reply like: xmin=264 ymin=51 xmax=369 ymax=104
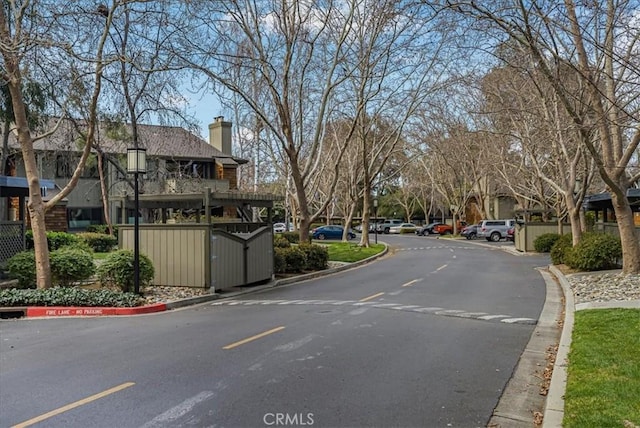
xmin=185 ymin=90 xmax=225 ymax=140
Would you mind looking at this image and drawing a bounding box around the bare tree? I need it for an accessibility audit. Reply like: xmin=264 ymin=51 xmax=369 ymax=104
xmin=449 ymin=0 xmax=640 ymax=273
xmin=0 ymin=1 xmax=118 ymax=288
xmin=478 ymin=51 xmax=597 ymax=240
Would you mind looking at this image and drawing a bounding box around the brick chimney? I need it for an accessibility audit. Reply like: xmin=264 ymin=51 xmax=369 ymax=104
xmin=209 ymin=116 xmax=232 ymax=155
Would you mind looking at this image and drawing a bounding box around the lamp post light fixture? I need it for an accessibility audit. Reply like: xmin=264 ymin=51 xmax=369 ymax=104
xmin=127 ymin=148 xmax=146 ymax=295
xmin=373 ymin=198 xmax=378 ymax=244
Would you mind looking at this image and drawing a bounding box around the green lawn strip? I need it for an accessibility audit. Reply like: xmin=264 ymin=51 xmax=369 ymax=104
xmin=322 ymin=242 xmax=385 ymax=263
xmin=563 ymin=308 xmax=640 ymax=428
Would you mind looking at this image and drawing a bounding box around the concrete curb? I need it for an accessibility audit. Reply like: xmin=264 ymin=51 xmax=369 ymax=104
xmin=5 ymin=242 xmax=389 ymax=318
xmin=488 ymin=267 xmax=563 ymax=428
xmin=543 ymin=265 xmax=576 ymax=428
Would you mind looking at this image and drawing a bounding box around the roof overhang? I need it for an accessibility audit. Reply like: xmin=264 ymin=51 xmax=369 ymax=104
xmin=585 ymin=189 xmax=640 ymax=211
xmin=0 ymin=175 xmax=56 ymax=198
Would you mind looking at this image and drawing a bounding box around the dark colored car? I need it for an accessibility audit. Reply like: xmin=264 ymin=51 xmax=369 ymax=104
xmin=416 ymin=222 xmax=443 ymax=236
xmin=461 ymin=224 xmax=479 ymax=240
xmin=311 ymin=225 xmax=356 ymax=240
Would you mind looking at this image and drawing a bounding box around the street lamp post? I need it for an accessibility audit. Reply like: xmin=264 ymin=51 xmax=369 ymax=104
xmin=127 ymin=148 xmax=146 ymax=295
xmin=373 ymin=198 xmax=378 ymax=244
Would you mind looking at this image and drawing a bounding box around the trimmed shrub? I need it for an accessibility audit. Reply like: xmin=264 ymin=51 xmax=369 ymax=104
xmin=50 ymin=247 xmax=96 ymax=287
xmin=97 ymin=249 xmax=155 ymax=292
xmin=298 ymin=243 xmax=329 ymax=270
xmin=274 ymin=248 xmax=286 ymax=274
xmin=6 ymin=250 xmax=36 ymax=289
xmin=86 ymin=224 xmax=108 ymax=234
xmin=281 ymin=231 xmax=300 ymax=244
xmin=87 ymin=224 xmax=118 ymax=238
xmin=0 ymin=287 xmax=141 ymax=307
xmin=77 ymin=232 xmax=117 ymax=252
xmin=281 ymin=247 xmax=307 ymax=273
xmin=565 ymin=232 xmax=622 ymax=271
xmin=26 ymin=230 xmax=81 ymax=251
xmin=274 ymin=235 xmax=292 ymax=248
xmin=534 ymin=233 xmax=561 ymax=253
xmin=550 ymin=233 xmax=573 ymax=265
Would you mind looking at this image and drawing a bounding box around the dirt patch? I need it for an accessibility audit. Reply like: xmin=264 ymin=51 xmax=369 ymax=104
xmin=554 ymin=264 xmax=580 ymax=275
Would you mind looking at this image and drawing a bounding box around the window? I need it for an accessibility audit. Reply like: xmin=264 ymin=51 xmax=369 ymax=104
xmin=67 ymin=208 xmax=103 ymax=229
xmin=166 ymin=160 xmax=215 ymax=179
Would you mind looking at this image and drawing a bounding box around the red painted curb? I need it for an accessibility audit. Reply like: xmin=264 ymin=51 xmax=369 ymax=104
xmin=25 ymin=303 xmax=167 ymax=318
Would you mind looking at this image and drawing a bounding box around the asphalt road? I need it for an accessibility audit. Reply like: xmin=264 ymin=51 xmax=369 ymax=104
xmin=0 ymin=235 xmax=550 ymax=428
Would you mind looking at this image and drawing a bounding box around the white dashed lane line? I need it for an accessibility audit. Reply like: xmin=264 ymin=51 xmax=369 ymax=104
xmin=210 ymin=300 xmax=537 ymax=325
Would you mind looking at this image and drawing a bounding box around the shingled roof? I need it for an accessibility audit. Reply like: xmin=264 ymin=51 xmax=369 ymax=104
xmin=6 ymin=119 xmax=247 ymax=165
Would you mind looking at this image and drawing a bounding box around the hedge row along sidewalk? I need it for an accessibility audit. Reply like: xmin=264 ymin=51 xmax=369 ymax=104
xmin=1 ymin=242 xmax=389 ymax=319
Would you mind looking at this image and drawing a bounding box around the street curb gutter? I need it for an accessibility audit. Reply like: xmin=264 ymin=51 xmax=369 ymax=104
xmin=543 ymin=265 xmax=575 ymax=428
xmin=488 ymin=267 xmax=563 ymax=428
xmin=8 ymin=242 xmax=389 ymax=318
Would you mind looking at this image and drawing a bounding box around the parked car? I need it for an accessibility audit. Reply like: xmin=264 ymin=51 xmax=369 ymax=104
xmin=389 ymin=223 xmax=418 ymax=234
xmin=477 ymin=219 xmax=516 ymax=242
xmin=461 ymin=224 xmax=479 ymax=240
xmin=433 ymin=221 xmax=467 ymax=235
xmin=416 ymin=222 xmax=443 ymax=236
xmin=311 ymin=225 xmax=356 ymax=240
xmin=506 ymin=226 xmax=515 ymax=241
xmin=376 ymin=219 xmax=404 ymax=234
xmin=273 ymin=222 xmax=287 ymax=233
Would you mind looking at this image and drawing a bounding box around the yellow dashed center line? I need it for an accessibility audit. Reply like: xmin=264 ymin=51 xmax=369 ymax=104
xmin=12 ymin=382 xmax=135 ymax=428
xmin=359 ymin=292 xmax=385 ymax=302
xmin=223 ymin=326 xmax=286 ymax=350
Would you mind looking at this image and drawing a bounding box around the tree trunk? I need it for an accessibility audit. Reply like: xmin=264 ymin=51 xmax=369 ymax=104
xmin=97 ymin=151 xmax=113 ymax=235
xmin=565 ymin=195 xmax=583 ymax=246
xmin=611 ymin=192 xmax=640 ymax=274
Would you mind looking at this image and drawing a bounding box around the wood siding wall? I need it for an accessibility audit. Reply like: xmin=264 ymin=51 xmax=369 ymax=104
xmin=119 ymin=224 xmax=273 ymax=290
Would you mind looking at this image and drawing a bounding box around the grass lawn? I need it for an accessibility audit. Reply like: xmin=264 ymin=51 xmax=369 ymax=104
xmin=321 ymin=242 xmax=385 ymax=263
xmin=563 ymin=308 xmax=640 ymax=428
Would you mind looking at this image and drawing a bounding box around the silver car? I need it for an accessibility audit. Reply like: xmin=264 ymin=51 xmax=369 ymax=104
xmin=477 ymin=219 xmax=516 ymax=242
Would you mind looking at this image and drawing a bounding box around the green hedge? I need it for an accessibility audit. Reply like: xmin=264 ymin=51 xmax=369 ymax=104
xmin=26 ymin=230 xmax=80 ymax=251
xmin=96 ymin=250 xmax=155 ymax=293
xmin=7 ymin=248 xmax=96 ymax=288
xmin=50 ymin=247 xmax=96 ymax=287
xmin=298 ymin=243 xmax=328 ymax=270
xmin=565 ymin=232 xmax=622 ymax=271
xmin=281 ymin=231 xmax=300 ymax=244
xmin=274 ymin=250 xmax=286 ymax=274
xmin=86 ymin=224 xmax=118 ymax=237
xmin=77 ymin=232 xmax=117 ymax=252
xmin=274 ymin=244 xmax=329 ymax=273
xmin=534 ymin=233 xmax=561 ymax=253
xmin=274 ymin=235 xmax=292 ymax=248
xmin=0 ymin=287 xmax=141 ymax=307
xmin=5 ymin=251 xmax=36 ymax=288
xmin=551 ymin=234 xmax=573 ymax=265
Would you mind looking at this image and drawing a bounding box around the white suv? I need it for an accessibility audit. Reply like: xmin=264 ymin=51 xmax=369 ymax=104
xmin=477 ymin=219 xmax=516 ymax=242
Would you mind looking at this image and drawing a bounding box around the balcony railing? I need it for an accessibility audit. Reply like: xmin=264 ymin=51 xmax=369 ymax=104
xmin=163 ymin=178 xmax=229 ymax=194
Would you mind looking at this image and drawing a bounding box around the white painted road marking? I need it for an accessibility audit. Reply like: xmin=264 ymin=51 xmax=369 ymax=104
xmin=141 ymin=391 xmax=214 ymax=428
xmin=401 ymin=278 xmax=422 ymax=287
xmin=211 ymin=300 xmax=537 ymax=325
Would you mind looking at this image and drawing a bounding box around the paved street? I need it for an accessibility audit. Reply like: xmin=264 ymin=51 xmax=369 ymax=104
xmin=0 ymin=236 xmax=550 ymax=428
